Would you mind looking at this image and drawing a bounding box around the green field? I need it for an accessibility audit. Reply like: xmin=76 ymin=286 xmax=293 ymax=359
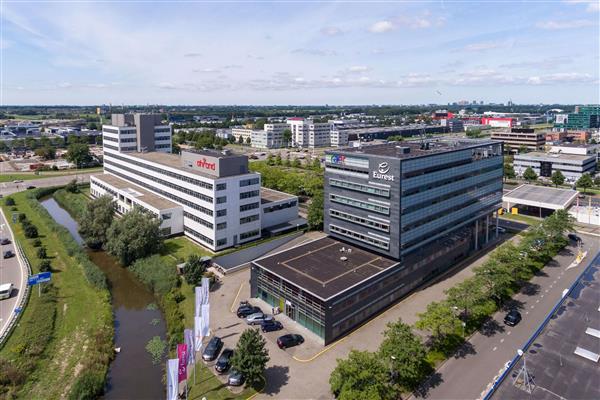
xmin=500 ymin=213 xmax=540 ymax=225
xmin=0 ymin=167 xmax=103 ymax=183
xmin=0 ymin=190 xmax=112 ymax=399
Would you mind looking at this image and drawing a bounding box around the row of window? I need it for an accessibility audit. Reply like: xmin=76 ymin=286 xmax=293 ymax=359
xmin=121 ymin=137 xmax=137 ymax=143
xmin=240 ymin=202 xmax=260 ymax=212
xmin=156 ymin=144 xmax=171 ymax=149
xmin=103 ymin=136 xmax=118 ymax=143
xmin=329 ymin=178 xmax=390 ymax=198
xmin=104 ymin=143 xmax=119 ymax=151
xmin=184 ymin=226 xmax=213 ymax=246
xmin=183 ymin=211 xmax=213 ymax=229
xmin=105 ymin=159 xmax=214 ymax=203
xmin=330 ymin=224 xmax=390 ymax=250
xmin=330 ymin=194 xmax=390 ymax=215
xmin=106 ymin=152 xmax=214 ymax=190
xmin=240 ymin=229 xmax=260 ymax=240
xmin=104 ymin=167 xmax=214 ymax=216
xmin=216 ymin=209 xmax=227 ymax=217
xmin=240 ymin=190 xmax=260 ymax=200
xmin=240 ymin=214 xmax=260 ymax=225
xmin=103 ymin=127 xmax=119 ymax=134
xmin=402 ymin=164 xmax=501 ymax=196
xmin=91 ymin=179 xmax=117 ymax=197
xmin=263 ymin=200 xmax=297 ymax=214
xmin=329 ymin=209 xmax=390 ymax=232
xmin=240 ymin=177 xmax=260 ymax=187
xmin=155 ymin=136 xmax=171 ymax=141
xmin=217 ymin=222 xmax=227 ymax=230
xmin=154 ymin=127 xmax=171 ymax=133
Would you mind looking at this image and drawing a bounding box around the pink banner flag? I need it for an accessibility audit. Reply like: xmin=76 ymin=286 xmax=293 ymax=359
xmin=177 ymin=344 xmax=188 ymax=383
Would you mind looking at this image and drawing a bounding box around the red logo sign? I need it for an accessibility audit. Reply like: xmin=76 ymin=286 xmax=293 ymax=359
xmin=196 ymin=158 xmax=216 ymax=171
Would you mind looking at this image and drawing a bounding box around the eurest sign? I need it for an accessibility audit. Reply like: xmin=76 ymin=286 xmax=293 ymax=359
xmin=372 ymin=161 xmax=394 ymax=181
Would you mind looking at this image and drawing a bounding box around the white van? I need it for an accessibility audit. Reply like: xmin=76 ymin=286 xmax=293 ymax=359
xmin=0 ymin=283 xmax=13 ymax=300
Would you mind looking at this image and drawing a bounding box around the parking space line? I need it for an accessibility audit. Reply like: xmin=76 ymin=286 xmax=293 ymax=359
xmin=493 ymin=347 xmax=497 ymax=351
xmin=530 ymin=305 xmax=535 ymax=309
xmin=500 ymin=338 xmax=504 ymax=343
xmin=230 ymin=283 xmax=244 ymax=313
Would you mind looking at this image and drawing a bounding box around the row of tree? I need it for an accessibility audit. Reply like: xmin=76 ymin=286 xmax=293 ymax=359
xmin=504 ymin=163 xmax=599 ymax=192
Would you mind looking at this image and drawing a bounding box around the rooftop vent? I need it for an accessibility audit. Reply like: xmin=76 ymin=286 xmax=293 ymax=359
xmin=222 ymin=149 xmax=231 ymax=156
xmin=395 ymin=146 xmax=410 ymax=154
xmin=340 ymin=256 xmax=348 ymax=261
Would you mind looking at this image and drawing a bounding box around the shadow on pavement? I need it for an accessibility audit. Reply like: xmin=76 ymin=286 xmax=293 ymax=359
xmin=263 ymin=365 xmax=290 ymax=396
xmin=414 ymin=372 xmax=443 ymax=398
xmin=453 ymin=341 xmax=476 ymax=358
xmin=478 ymin=319 xmax=506 ymax=337
xmin=502 ymin=298 xmax=525 ymax=311
xmin=520 ymin=281 xmax=541 ymax=296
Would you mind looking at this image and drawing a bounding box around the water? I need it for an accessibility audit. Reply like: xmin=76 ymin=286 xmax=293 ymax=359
xmin=40 ymin=198 xmax=166 ymax=399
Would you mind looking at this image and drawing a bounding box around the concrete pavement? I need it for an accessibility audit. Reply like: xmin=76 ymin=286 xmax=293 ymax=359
xmin=414 ymin=234 xmax=600 ymax=400
xmin=0 ymin=172 xmax=95 ymax=197
xmin=0 ymin=208 xmax=29 ymax=343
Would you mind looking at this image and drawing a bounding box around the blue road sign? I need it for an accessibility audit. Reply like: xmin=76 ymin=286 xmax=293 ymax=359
xmin=28 ymin=272 xmax=52 ymax=286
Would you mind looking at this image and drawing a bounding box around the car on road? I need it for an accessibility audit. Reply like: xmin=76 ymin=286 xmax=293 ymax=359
xmin=202 ymin=336 xmax=223 ymax=361
xmin=568 ymin=233 xmax=582 ymax=243
xmin=261 ymin=320 xmax=283 ymax=332
xmin=1 ymin=238 xmax=11 ymax=245
xmin=504 ymin=309 xmax=522 ymax=326
xmin=0 ymin=283 xmax=14 ymax=300
xmin=215 ymin=349 xmax=234 ymax=373
xmin=3 ymin=250 xmax=15 ymax=259
xmin=12 ymin=180 xmax=23 ymax=183
xmin=26 ymin=185 xmax=36 ymax=190
xmin=227 ymin=369 xmax=245 ymax=386
xmin=277 ymin=334 xmax=304 ymax=349
xmin=246 ymin=312 xmax=274 ymax=325
xmin=237 ymin=304 xmax=262 ymax=318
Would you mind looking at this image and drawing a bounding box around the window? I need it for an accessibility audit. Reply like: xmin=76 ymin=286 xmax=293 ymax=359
xmin=240 ymin=190 xmax=259 ymax=199
xmin=240 ymin=229 xmax=260 ymax=240
xmin=216 ymin=183 xmax=226 ymax=191
xmin=184 ymin=211 xmax=213 ymax=229
xmin=160 ymin=227 xmax=172 ymax=236
xmin=263 ymin=200 xmax=297 ymax=213
xmin=330 ymin=224 xmax=389 ymax=250
xmin=216 ymin=238 xmax=227 ymax=246
xmin=329 ymin=209 xmax=390 ymax=232
xmin=216 ymin=209 xmax=227 ymax=217
xmin=329 ymin=179 xmax=390 ymax=198
xmin=329 ymin=194 xmax=390 ymax=215
xmin=240 ymin=214 xmax=259 ymax=224
xmin=217 ymin=222 xmax=227 ymax=230
xmin=240 ymin=178 xmax=260 ymax=187
xmin=162 ymin=213 xmax=172 ymax=220
xmin=217 ymin=196 xmax=227 ymax=204
xmin=240 ymin=202 xmax=260 ymax=212
xmin=184 ymin=226 xmax=214 ymax=246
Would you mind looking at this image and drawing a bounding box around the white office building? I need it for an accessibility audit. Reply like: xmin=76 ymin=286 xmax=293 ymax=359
xmin=513 ymin=152 xmax=596 ymax=183
xmin=231 ymin=127 xmax=256 ymax=144
xmin=251 ymin=123 xmax=288 ymax=149
xmin=102 ymin=113 xmax=172 ymax=153
xmin=287 ymin=118 xmax=334 ymax=148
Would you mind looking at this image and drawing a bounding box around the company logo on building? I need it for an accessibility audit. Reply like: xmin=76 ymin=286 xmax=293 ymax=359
xmin=327 ymin=154 xmax=346 ymax=165
xmin=196 ymin=158 xmax=216 ymax=171
xmin=372 ymin=161 xmax=394 ymax=181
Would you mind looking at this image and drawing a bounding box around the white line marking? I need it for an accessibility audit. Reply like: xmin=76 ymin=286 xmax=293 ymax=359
xmin=526 ymin=311 xmax=529 ymax=315
xmin=545 ymin=289 xmax=549 ymax=293
xmin=536 ymin=300 xmax=540 ymax=303
xmin=500 ymin=338 xmax=505 ymax=343
xmin=531 ymin=305 xmax=535 ymax=309
xmin=541 ymin=295 xmax=544 ymax=298
xmin=507 ymin=331 xmax=511 ymax=335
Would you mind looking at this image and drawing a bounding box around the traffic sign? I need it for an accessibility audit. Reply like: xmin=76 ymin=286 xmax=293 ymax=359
xmin=28 ymin=272 xmax=52 ymax=286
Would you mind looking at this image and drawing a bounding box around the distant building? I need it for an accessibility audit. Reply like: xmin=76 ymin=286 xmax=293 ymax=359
xmin=286 ymin=118 xmax=332 ymax=148
xmin=441 ymin=118 xmax=464 ymax=133
xmin=491 ymin=129 xmax=545 ymax=152
xmin=481 ymin=117 xmax=514 ymax=128
xmin=103 ymin=113 xmax=172 ymax=153
xmin=251 ymin=123 xmax=288 ymax=149
xmin=231 ymin=127 xmax=257 ymax=144
xmin=550 ymin=143 xmax=600 ymax=161
xmin=565 ymin=105 xmax=600 ymax=130
xmin=513 ymin=152 xmax=596 ymax=182
xmin=545 ymin=131 xmax=567 ymax=142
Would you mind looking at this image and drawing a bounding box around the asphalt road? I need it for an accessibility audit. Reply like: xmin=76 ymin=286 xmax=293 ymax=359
xmin=0 ymin=172 xmax=95 ymax=197
xmin=0 ymin=209 xmax=27 ymax=340
xmin=415 ymin=233 xmax=600 ymax=400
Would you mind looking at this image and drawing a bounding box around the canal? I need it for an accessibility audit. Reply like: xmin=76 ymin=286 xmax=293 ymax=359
xmin=40 ymin=197 xmax=166 ymax=399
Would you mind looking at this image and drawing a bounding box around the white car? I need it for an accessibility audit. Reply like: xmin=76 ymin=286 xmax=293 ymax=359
xmin=0 ymin=283 xmax=14 ymax=300
xmin=245 ymin=312 xmax=274 ymax=325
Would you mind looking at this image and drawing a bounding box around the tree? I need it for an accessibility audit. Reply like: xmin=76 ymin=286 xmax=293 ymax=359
xmin=523 ymin=166 xmax=538 ymax=183
xmin=387 ymin=135 xmax=404 ymax=142
xmin=34 ymin=146 xmax=56 ymax=160
xmin=183 ymin=254 xmax=207 ymax=286
xmin=518 ymin=145 xmax=528 ymax=154
xmin=415 ymin=301 xmax=462 ymax=341
xmin=576 ymin=173 xmax=593 ymax=193
xmin=291 ymin=157 xmax=301 ymax=168
xmin=283 ymin=154 xmax=291 ymax=167
xmin=36 ymin=246 xmax=47 ymax=259
xmin=551 ymin=170 xmax=565 ymax=187
xmin=445 ymin=278 xmax=485 ymax=326
xmin=282 ymin=129 xmax=292 ymax=147
xmin=237 ymin=136 xmax=244 ymax=145
xmin=473 ymin=260 xmax=514 ymax=305
xmin=330 ymin=350 xmax=397 ymax=400
xmin=503 ymin=163 xmax=515 ymax=181
xmin=4 ymin=197 xmax=15 ymax=206
xmin=230 ymin=328 xmax=269 ymax=388
xmin=594 ymin=175 xmax=600 ymax=187
xmin=24 ymin=224 xmax=38 ymax=239
xmin=38 ymin=259 xmax=51 ymax=272
xmin=105 ymin=208 xmax=162 ymax=265
xmin=378 ymin=321 xmax=429 ymax=391
xmin=542 ymin=209 xmax=574 ymax=243
xmin=65 ymin=143 xmax=92 ymax=168
xmin=245 ymin=136 xmax=251 ymax=145
xmin=266 ymin=153 xmax=275 ymax=166
xmin=307 ymin=191 xmax=324 ymax=230
xmin=65 ymin=179 xmax=79 ymax=193
xmin=254 ymin=118 xmax=266 ymax=130
xmin=311 ymin=157 xmax=322 ymax=170
xmin=466 ymin=129 xmax=482 ymax=138
xmin=79 ymin=195 xmax=116 ymax=250
xmin=275 ymin=154 xmax=282 ymax=165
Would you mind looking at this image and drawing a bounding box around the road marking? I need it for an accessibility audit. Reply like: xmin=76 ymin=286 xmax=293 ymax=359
xmin=525 ymin=311 xmax=529 ymax=315
xmin=536 ymin=300 xmax=540 ymax=303
xmin=550 ymin=285 xmax=553 ymax=288
xmin=500 ymin=338 xmax=505 ymax=343
xmin=553 ymin=280 xmax=557 ymax=284
xmin=507 ymin=331 xmax=511 ymax=335
xmin=541 ymin=294 xmax=544 ymax=298
xmin=545 ymin=289 xmax=549 ymax=293
xmin=493 ymin=346 xmax=497 ymax=351
xmin=229 ymin=283 xmax=245 ymax=313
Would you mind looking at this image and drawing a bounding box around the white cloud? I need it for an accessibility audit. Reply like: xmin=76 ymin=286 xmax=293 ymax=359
xmin=347 ymin=65 xmax=370 ymax=73
xmin=369 ymin=20 xmax=395 ymax=33
xmin=193 ymin=68 xmax=219 ymax=73
xmin=292 ymin=48 xmax=338 ymax=56
xmin=564 ymin=0 xmax=600 ymax=13
xmin=320 ymin=26 xmax=344 ymax=36
xmin=462 ymin=41 xmax=504 ymax=52
xmin=535 ymin=19 xmax=595 ymax=30
xmin=183 ymin=52 xmax=202 ymax=58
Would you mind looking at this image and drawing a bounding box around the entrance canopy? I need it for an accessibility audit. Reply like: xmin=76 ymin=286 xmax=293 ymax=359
xmin=503 ymin=184 xmax=578 ymax=211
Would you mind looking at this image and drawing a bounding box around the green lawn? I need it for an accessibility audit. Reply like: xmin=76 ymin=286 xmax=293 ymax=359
xmin=0 ymin=167 xmax=103 ymax=183
xmin=1 ymin=190 xmax=112 ymax=399
xmin=160 ymin=236 xmax=215 ymax=263
xmin=187 ymin=363 xmax=257 ymax=400
xmin=501 ymin=213 xmax=541 ymax=226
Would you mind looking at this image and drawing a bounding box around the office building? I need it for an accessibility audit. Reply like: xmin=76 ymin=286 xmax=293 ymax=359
xmin=231 ymin=127 xmax=257 ymax=144
xmin=441 ymin=118 xmax=464 ymax=133
xmin=481 ymin=117 xmax=514 ymax=128
xmin=514 ymin=152 xmax=596 ymax=183
xmin=94 ymin=132 xmax=300 ymax=251
xmin=251 ymin=139 xmax=504 ymax=344
xmin=251 ymin=123 xmax=288 ymax=149
xmin=102 ymin=113 xmax=172 ymax=153
xmin=565 ymin=105 xmax=600 ymax=130
xmin=287 ymin=118 xmax=332 ymax=148
xmin=491 ymin=129 xmax=545 ymax=152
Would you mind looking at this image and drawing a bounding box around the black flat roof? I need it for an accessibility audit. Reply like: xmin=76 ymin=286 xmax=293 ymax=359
xmin=253 ymin=236 xmax=398 ymax=301
xmin=491 ymin=253 xmax=600 ymax=400
xmin=330 ymin=139 xmax=499 ymax=160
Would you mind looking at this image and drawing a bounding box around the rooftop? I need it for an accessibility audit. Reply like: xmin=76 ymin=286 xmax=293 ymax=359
xmin=332 ymin=139 xmax=498 ymax=160
xmin=503 ymin=184 xmax=578 ymax=210
xmin=93 ymin=173 xmax=180 ymax=210
xmin=253 ymin=236 xmax=399 ymax=301
xmin=491 ymin=252 xmax=600 ymax=400
xmin=514 ymin=151 xmax=595 ymax=161
xmin=260 ymin=187 xmax=296 ymax=204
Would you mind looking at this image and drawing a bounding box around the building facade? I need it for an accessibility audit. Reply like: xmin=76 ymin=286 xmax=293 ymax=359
xmin=514 ymin=152 xmax=597 ymax=183
xmin=491 ymin=129 xmax=546 ymax=152
xmin=103 ymin=113 xmax=172 ymax=153
xmin=565 ymin=105 xmax=600 ymax=130
xmin=231 ymin=127 xmax=257 ymax=144
xmin=251 ymin=123 xmax=288 ymax=149
xmin=286 ymin=118 xmax=332 ymax=148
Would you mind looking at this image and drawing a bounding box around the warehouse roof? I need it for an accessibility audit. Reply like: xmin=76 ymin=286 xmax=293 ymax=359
xmin=503 ymin=184 xmax=578 ymax=210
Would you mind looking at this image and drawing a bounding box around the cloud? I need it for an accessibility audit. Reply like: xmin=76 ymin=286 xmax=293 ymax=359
xmin=291 ymin=48 xmax=338 ymax=56
xmin=369 ymin=20 xmax=395 ymax=33
xmin=500 ymin=56 xmax=572 ymax=70
xmin=564 ymin=0 xmax=600 ymax=13
xmin=535 ymin=19 xmax=595 ymax=29
xmin=320 ymin=26 xmax=344 ymax=36
xmin=462 ymin=41 xmax=504 ymax=52
xmin=183 ymin=52 xmax=202 ymax=58
xmin=192 ymin=68 xmax=219 ymax=73
xmin=526 ymin=72 xmax=596 ymax=85
xmin=346 ymin=65 xmax=371 ymax=73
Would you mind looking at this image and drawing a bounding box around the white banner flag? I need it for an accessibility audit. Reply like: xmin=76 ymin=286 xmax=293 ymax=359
xmin=166 ymin=358 xmax=179 ymax=400
xmin=184 ymin=328 xmax=195 ymax=365
xmin=201 ymin=304 xmax=210 ymax=337
xmin=194 ymin=316 xmax=203 ymax=352
xmin=201 ymin=277 xmax=210 ymax=304
xmin=194 ymin=286 xmax=202 ymax=317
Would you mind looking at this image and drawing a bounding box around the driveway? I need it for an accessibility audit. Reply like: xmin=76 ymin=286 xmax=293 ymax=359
xmin=0 ymin=172 xmax=95 ymax=197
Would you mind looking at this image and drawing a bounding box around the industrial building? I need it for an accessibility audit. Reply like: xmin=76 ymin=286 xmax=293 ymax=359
xmin=513 ymin=152 xmax=596 ymax=183
xmin=251 ymin=139 xmax=504 ymax=344
xmin=491 ymin=129 xmax=546 ymax=152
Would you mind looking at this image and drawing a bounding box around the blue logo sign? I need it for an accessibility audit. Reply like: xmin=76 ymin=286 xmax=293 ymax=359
xmin=28 ymin=272 xmax=52 ymax=286
xmin=327 ymin=154 xmax=346 ymax=165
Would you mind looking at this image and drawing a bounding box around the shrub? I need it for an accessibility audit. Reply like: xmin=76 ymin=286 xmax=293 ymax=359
xmin=105 ymin=209 xmax=162 ymax=266
xmin=37 ymin=246 xmax=47 ymax=259
xmin=4 ymin=197 xmax=15 ymax=206
xmin=24 ymin=224 xmax=39 ymax=239
xmin=129 ymin=255 xmax=179 ymax=298
xmin=65 ymin=179 xmax=80 ymax=194
xmin=18 ymin=213 xmax=27 ymax=223
xmin=32 ymin=238 xmax=42 ymax=247
xmin=183 ymin=254 xmax=208 ymax=286
xmin=38 ymin=259 xmax=51 ymax=272
xmin=68 ymin=369 xmax=105 ymax=400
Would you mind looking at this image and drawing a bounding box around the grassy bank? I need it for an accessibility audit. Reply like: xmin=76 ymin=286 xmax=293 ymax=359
xmin=0 ymin=189 xmax=113 ymax=399
xmin=0 ymin=167 xmax=103 ymax=183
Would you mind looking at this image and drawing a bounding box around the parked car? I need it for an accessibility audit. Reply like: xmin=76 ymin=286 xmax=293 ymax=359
xmin=228 ymin=369 xmax=245 ymax=386
xmin=237 ymin=304 xmax=262 ymax=318
xmin=215 ymin=349 xmax=234 ymax=373
xmin=261 ymin=320 xmax=283 ymax=332
xmin=12 ymin=180 xmax=23 ymax=183
xmin=0 ymin=238 xmax=11 ymax=245
xmin=504 ymin=309 xmax=522 ymax=327
xmin=3 ymin=250 xmax=15 ymax=259
xmin=246 ymin=312 xmax=274 ymax=325
xmin=26 ymin=185 xmax=36 ymax=190
xmin=202 ymin=336 xmax=223 ymax=361
xmin=568 ymin=233 xmax=582 ymax=243
xmin=0 ymin=283 xmax=13 ymax=300
xmin=277 ymin=334 xmax=304 ymax=349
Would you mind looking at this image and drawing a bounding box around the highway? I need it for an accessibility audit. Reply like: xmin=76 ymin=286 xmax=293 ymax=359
xmin=0 ymin=172 xmax=95 ymax=197
xmin=415 ymin=233 xmax=600 ymax=400
xmin=0 ymin=208 xmax=28 ymax=341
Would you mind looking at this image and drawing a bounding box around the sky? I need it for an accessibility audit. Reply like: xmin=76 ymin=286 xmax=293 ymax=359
xmin=1 ymin=0 xmax=599 ymax=105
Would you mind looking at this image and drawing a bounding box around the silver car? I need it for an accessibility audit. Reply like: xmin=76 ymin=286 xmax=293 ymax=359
xmin=245 ymin=312 xmax=273 ymax=325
